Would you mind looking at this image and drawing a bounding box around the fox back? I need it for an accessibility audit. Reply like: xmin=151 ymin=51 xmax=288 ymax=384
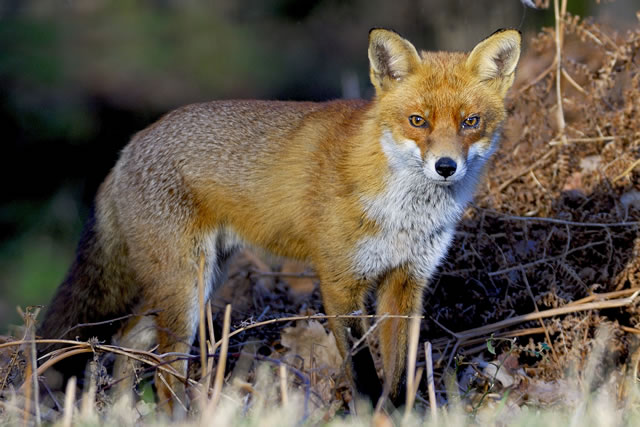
xmin=38 ymin=28 xmax=521 ymax=412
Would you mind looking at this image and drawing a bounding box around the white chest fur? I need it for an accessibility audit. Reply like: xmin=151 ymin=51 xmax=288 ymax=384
xmin=352 ymin=132 xmax=475 ymax=282
xmin=353 ymin=171 xmax=462 ymax=282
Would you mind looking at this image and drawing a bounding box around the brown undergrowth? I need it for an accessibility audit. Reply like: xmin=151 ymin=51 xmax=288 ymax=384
xmin=429 ymin=2 xmax=640 ymax=374
xmin=1 ymin=2 xmax=640 ymax=425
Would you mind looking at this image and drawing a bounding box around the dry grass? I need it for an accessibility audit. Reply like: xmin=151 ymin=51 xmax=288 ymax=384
xmin=2 ymin=317 xmax=640 ymax=426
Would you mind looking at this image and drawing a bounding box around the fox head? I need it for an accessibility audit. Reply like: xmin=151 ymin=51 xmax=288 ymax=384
xmin=368 ymin=28 xmax=521 ymax=184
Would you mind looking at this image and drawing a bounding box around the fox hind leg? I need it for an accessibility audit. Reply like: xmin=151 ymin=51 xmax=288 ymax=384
xmin=142 ymin=227 xmax=238 ymax=416
xmin=112 ymin=313 xmax=158 ymax=402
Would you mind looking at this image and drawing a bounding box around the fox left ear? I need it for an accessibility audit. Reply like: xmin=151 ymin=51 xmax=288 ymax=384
xmin=368 ymin=28 xmax=421 ymax=94
xmin=467 ymin=29 xmax=521 ymax=95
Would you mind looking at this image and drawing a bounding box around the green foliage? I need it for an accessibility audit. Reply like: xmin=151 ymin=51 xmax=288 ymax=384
xmin=0 ymin=192 xmax=79 ymax=330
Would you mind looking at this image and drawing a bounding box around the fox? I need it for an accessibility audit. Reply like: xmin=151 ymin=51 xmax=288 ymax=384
xmin=38 ymin=28 xmax=521 ymax=411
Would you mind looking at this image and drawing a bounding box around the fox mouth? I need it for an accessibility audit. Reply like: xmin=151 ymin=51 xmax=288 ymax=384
xmin=427 ymin=176 xmax=458 ymax=185
xmin=422 ymin=164 xmax=465 ymax=184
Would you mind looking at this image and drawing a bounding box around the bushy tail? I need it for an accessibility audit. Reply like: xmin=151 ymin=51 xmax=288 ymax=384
xmin=37 ymin=206 xmax=138 ymax=360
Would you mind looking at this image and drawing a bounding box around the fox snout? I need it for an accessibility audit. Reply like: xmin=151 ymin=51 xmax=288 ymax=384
xmin=423 ymin=148 xmax=466 ymax=182
xmin=434 ymin=157 xmax=457 ymax=178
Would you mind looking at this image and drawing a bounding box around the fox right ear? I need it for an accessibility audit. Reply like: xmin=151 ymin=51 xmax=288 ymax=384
xmin=368 ymin=28 xmax=421 ymax=93
xmin=466 ymin=29 xmax=521 ymax=95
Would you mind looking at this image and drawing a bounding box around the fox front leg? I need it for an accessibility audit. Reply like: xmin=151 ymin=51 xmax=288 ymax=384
xmin=376 ymin=267 xmax=425 ymax=406
xmin=317 ymin=272 xmax=383 ymax=405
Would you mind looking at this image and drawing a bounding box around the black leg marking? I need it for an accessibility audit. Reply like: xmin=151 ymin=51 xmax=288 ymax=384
xmin=347 ymin=320 xmax=383 ymax=405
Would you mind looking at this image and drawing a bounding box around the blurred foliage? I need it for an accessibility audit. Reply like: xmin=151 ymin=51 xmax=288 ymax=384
xmin=0 ymin=0 xmax=636 ymax=331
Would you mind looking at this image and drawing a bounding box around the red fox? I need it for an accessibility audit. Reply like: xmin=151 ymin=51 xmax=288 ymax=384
xmin=38 ymin=28 xmax=521 ymax=410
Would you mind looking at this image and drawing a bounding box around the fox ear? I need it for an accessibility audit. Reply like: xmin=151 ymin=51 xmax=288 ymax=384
xmin=368 ymin=28 xmax=421 ymax=93
xmin=466 ymin=29 xmax=521 ymax=95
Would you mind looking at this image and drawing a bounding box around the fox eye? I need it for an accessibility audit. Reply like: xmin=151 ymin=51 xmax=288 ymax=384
xmin=462 ymin=115 xmax=480 ymax=129
xmin=409 ymin=115 xmax=428 ymax=128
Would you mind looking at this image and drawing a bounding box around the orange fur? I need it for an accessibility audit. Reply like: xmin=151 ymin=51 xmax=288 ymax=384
xmin=39 ymin=28 xmax=521 ymax=412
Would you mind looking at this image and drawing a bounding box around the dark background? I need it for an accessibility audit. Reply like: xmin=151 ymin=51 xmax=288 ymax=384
xmin=0 ymin=0 xmax=635 ymax=331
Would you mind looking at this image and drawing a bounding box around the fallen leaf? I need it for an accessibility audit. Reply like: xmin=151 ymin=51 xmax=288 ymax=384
xmin=281 ymin=321 xmax=344 ymax=403
xmin=281 ymin=321 xmax=342 ymax=374
xmin=280 ymin=259 xmax=316 ymax=295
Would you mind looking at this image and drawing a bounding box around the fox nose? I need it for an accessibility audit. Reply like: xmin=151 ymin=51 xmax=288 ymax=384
xmin=435 ymin=157 xmax=457 ymax=178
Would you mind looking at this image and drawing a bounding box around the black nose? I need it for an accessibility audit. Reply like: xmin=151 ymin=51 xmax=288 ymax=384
xmin=435 ymin=157 xmax=457 ymax=178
